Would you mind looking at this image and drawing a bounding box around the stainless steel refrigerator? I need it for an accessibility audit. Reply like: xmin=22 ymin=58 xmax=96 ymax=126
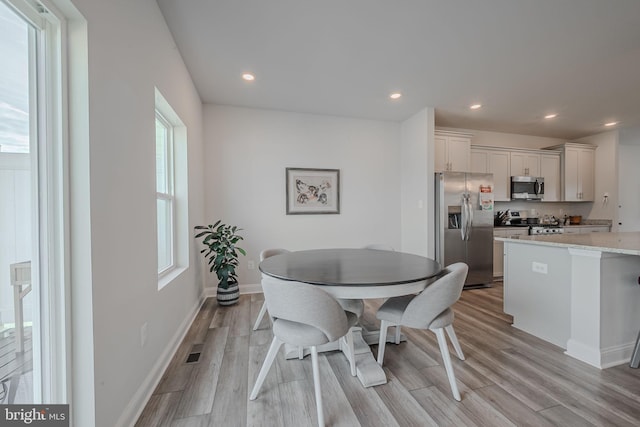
xmin=435 ymin=172 xmax=494 ymax=288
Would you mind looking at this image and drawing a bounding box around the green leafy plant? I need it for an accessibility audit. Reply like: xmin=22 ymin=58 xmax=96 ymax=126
xmin=195 ymin=220 xmax=247 ymax=289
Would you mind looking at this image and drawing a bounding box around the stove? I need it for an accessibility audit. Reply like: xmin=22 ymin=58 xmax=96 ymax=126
xmin=529 ymin=226 xmax=564 ymax=235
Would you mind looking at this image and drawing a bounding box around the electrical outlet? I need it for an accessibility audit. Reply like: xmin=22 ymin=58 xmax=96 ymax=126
xmin=248 ymin=260 xmax=255 ymax=270
xmin=532 ymin=262 xmax=548 ymax=274
xmin=141 ymin=322 xmax=148 ymax=347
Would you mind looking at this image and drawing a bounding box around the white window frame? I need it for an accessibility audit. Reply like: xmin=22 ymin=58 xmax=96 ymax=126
xmin=155 ymin=88 xmax=188 ymax=290
xmin=155 ymin=110 xmax=176 ymax=277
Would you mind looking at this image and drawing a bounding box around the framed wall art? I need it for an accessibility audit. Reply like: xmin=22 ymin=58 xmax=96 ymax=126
xmin=286 ymin=168 xmax=340 ymax=214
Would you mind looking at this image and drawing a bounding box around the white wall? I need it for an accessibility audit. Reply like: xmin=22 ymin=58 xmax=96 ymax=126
xmin=400 ymin=108 xmax=434 ymax=257
xmin=203 ymin=105 xmax=401 ymax=288
xmin=61 ymin=1 xmax=205 ymax=425
xmin=576 ymin=131 xmax=619 ymax=228
xmin=618 ymin=127 xmax=640 ymax=231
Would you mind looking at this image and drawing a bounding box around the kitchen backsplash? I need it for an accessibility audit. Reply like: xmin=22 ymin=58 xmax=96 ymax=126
xmin=494 ymin=201 xmax=595 ymax=222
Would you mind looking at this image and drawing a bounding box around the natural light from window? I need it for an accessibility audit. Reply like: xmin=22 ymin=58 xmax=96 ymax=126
xmin=0 ymin=1 xmax=29 ymax=154
xmin=155 ymin=88 xmax=188 ymax=289
xmin=156 ymin=112 xmax=175 ymax=275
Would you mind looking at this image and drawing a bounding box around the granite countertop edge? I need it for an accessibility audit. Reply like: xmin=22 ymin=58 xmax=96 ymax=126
xmin=495 ymin=231 xmax=640 ymax=256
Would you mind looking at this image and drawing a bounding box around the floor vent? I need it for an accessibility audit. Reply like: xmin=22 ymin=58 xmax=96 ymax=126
xmin=186 ymin=352 xmax=201 ymax=364
xmin=185 ymin=344 xmax=203 ymax=364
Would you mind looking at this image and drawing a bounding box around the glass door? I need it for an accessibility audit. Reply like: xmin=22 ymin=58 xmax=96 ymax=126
xmin=0 ymin=0 xmax=67 ymax=404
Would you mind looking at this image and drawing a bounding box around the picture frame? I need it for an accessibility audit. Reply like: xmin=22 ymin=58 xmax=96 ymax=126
xmin=286 ymin=168 xmax=340 ymax=215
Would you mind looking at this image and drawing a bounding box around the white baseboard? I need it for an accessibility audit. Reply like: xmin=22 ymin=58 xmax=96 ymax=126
xmin=204 ymin=283 xmax=263 ymax=298
xmin=116 ymin=294 xmax=206 ymax=427
xmin=565 ymin=339 xmax=636 ymax=369
xmin=566 ymin=339 xmax=604 ymax=368
xmin=600 ymin=341 xmax=636 ymax=369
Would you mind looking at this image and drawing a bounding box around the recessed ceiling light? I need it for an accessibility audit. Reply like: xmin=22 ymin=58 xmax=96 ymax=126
xmin=470 ymin=104 xmax=482 ymax=110
xmin=604 ymin=121 xmax=618 ymax=127
xmin=544 ymin=114 xmax=558 ymax=119
xmin=242 ymin=73 xmax=255 ymax=81
xmin=389 ymin=92 xmax=402 ymax=100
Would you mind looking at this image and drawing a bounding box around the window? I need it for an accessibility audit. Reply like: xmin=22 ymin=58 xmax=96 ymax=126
xmin=155 ymin=88 xmax=188 ymax=288
xmin=156 ymin=111 xmax=175 ymax=275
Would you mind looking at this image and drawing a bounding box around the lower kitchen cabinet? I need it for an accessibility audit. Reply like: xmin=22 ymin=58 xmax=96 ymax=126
xmin=563 ymin=225 xmax=611 ymax=234
xmin=493 ymin=228 xmax=530 ymax=277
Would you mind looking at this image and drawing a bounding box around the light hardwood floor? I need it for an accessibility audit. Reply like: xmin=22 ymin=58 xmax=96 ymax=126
xmin=136 ymin=282 xmax=640 ymax=426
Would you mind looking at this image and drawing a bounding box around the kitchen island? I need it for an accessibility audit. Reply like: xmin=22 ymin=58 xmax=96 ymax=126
xmin=496 ymin=232 xmax=640 ymax=369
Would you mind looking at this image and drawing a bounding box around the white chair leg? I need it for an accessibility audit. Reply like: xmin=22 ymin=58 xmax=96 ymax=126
xmin=252 ymin=301 xmax=268 ymax=331
xmin=249 ymin=337 xmax=282 ymax=400
xmin=377 ymin=320 xmax=389 ymax=365
xmin=394 ymin=325 xmax=401 ymax=344
xmin=445 ymin=324 xmax=465 ymax=360
xmin=310 ymin=346 xmax=324 ymax=427
xmin=434 ymin=328 xmax=461 ymax=401
xmin=345 ymin=329 xmax=356 ymax=376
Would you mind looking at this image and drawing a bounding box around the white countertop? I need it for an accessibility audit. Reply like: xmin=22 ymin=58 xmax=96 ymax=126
xmin=495 ymin=231 xmax=640 ymax=256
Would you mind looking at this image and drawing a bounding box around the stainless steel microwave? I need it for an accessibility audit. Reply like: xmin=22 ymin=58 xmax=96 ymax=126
xmin=511 ymin=176 xmax=544 ymax=200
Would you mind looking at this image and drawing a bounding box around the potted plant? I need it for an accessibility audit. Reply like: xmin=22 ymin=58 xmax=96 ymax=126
xmin=195 ymin=220 xmax=246 ymax=306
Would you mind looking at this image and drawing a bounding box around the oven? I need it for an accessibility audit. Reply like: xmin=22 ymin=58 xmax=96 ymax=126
xmin=529 ymin=226 xmax=563 ymax=236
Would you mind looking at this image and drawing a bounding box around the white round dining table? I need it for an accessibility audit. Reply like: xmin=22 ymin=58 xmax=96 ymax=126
xmin=259 ymin=248 xmax=442 ymax=299
xmin=258 ymin=248 xmax=442 ymax=387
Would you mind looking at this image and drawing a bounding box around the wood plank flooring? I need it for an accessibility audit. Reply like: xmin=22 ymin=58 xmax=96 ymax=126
xmin=0 ymin=327 xmax=32 ymax=404
xmin=136 ymin=283 xmax=640 ymax=426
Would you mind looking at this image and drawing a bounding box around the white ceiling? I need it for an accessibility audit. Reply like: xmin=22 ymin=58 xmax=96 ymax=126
xmin=156 ymin=0 xmax=640 ymax=140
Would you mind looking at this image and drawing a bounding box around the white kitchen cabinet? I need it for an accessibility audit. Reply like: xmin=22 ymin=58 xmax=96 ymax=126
xmin=435 ymin=131 xmax=471 ymax=172
xmin=493 ymin=228 xmax=530 ymax=277
xmin=564 ymin=225 xmax=611 ymax=234
xmin=510 ymin=152 xmax=540 ymax=177
xmin=470 ymin=149 xmax=488 ymax=173
xmin=540 ymin=153 xmax=561 ymax=201
xmin=583 ymin=226 xmax=610 ymax=233
xmin=563 ymin=227 xmax=581 ymax=234
xmin=471 ymin=146 xmax=511 ymax=201
xmin=548 ymin=143 xmax=596 ymax=201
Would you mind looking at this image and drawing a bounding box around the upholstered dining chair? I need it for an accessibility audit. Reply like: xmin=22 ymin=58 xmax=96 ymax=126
xmin=253 ymin=248 xmax=290 ymax=331
xmin=363 ymin=244 xmax=405 ymax=342
xmin=249 ymin=277 xmax=359 ymax=427
xmin=255 ymin=248 xmax=365 ymax=331
xmin=375 ymin=262 xmax=468 ymax=401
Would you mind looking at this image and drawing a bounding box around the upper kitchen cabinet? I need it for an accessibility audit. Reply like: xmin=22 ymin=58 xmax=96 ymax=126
xmin=547 ymin=143 xmax=596 ymax=201
xmin=510 ymin=151 xmax=540 ymax=177
xmin=470 ymin=146 xmax=511 ymax=201
xmin=540 ymin=153 xmax=561 ymax=201
xmin=434 ymin=130 xmax=471 ymax=172
xmin=472 ymin=146 xmax=560 ymax=202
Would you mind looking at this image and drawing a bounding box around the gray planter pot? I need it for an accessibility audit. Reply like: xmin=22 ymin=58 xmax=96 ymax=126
xmin=217 ymin=281 xmax=240 ymax=306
